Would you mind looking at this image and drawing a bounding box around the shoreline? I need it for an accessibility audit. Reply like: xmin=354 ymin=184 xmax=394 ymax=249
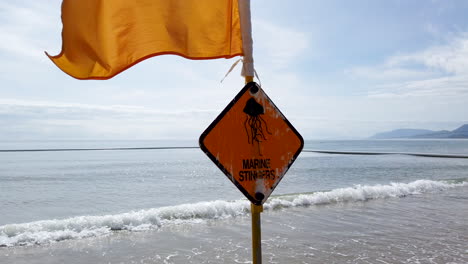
xmin=2 ymin=187 xmax=467 ymax=263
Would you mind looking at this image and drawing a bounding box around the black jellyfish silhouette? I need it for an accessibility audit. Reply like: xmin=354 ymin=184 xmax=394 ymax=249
xmin=243 ymin=98 xmax=272 ymax=155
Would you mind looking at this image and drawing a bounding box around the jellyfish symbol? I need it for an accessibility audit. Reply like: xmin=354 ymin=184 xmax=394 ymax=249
xmin=243 ymin=98 xmax=272 ymax=155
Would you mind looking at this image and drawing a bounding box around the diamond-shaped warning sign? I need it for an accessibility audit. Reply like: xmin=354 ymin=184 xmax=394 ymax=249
xmin=199 ymin=82 xmax=304 ymax=205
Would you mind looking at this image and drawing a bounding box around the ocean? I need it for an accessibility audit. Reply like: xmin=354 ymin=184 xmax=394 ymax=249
xmin=0 ymin=140 xmax=467 ymax=263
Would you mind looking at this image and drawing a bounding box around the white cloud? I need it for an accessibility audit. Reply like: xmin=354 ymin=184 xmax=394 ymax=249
xmin=346 ymin=34 xmax=468 ymax=98
xmin=253 ymin=19 xmax=309 ymax=69
xmin=369 ymin=76 xmax=468 ymax=98
xmin=346 ymin=66 xmax=436 ymax=82
xmin=386 ymin=35 xmax=468 ymax=74
xmin=0 ymin=1 xmax=60 ymax=61
xmin=0 ymin=99 xmax=217 ymax=140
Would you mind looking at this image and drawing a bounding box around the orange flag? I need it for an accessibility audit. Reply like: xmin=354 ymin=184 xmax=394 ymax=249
xmin=47 ymin=0 xmax=244 ymax=80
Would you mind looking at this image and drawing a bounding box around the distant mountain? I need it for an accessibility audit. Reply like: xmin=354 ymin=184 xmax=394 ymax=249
xmin=453 ymin=124 xmax=468 ymax=134
xmin=412 ymin=130 xmax=452 ymax=138
xmin=370 ymin=124 xmax=468 ymax=139
xmin=370 ymin=129 xmax=435 ymax=139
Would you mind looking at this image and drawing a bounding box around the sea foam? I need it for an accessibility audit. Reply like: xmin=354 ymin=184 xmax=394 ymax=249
xmin=1 ymin=179 xmax=466 ymax=247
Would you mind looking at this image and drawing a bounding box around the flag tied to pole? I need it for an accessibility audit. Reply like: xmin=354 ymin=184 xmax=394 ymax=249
xmin=47 ymin=0 xmax=252 ymax=80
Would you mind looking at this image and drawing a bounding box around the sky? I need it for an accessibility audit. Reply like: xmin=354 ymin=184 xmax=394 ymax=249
xmin=1 ymin=0 xmax=468 ymax=140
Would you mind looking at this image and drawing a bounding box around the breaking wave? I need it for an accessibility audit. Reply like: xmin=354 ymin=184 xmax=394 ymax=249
xmin=1 ymin=179 xmax=466 ymax=247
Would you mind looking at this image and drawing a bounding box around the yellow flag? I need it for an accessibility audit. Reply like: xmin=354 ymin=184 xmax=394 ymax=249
xmin=47 ymin=0 xmax=243 ymax=80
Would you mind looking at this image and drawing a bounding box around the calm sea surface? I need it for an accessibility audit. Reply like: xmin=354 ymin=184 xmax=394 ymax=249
xmin=1 ymin=140 xmax=467 ymax=263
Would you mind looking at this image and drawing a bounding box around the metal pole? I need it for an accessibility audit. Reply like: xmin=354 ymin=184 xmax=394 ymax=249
xmin=251 ymin=203 xmax=263 ymax=264
xmin=245 ymin=75 xmax=261 ymax=263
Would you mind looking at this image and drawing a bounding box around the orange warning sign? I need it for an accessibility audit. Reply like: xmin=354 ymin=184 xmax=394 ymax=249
xmin=199 ymin=82 xmax=304 ymax=205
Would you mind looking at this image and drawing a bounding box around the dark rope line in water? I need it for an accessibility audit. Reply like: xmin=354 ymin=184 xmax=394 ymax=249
xmin=0 ymin=147 xmax=467 ymax=159
xmin=302 ymin=150 xmax=468 ymax=159
xmin=0 ymin=146 xmax=200 ymax=152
